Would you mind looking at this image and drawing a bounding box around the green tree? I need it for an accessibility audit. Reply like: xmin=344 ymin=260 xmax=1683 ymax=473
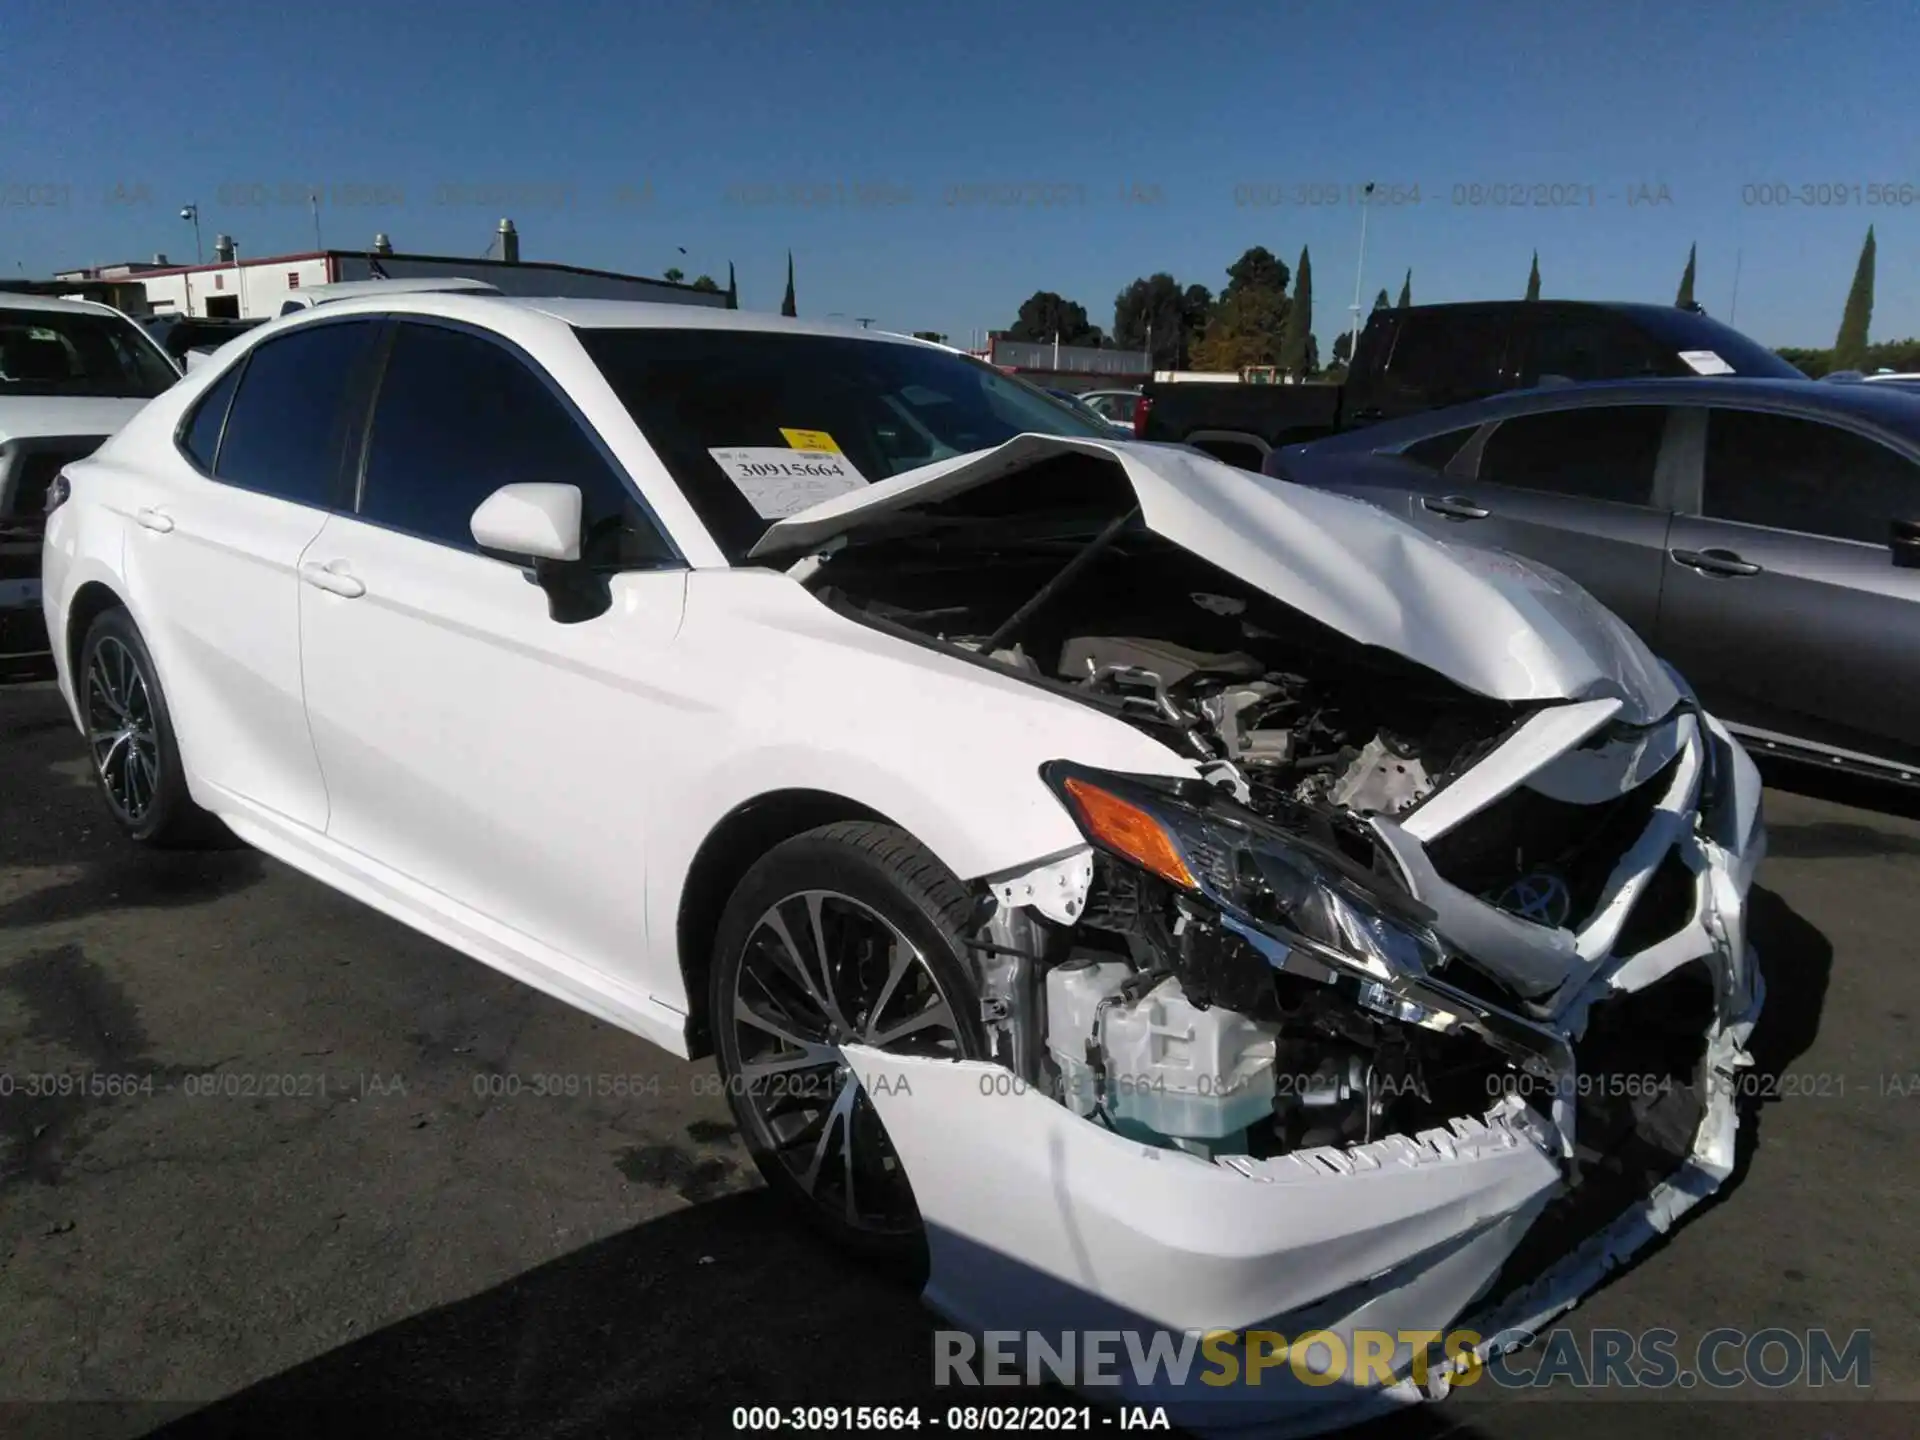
xmin=1278 ymin=246 xmax=1313 ymax=380
xmin=1328 ymin=329 xmax=1352 ymax=371
xmin=1007 ymin=291 xmax=1102 ymax=346
xmin=725 ymin=261 xmax=738 ymax=310
xmin=663 ymin=267 xmax=685 ymax=284
xmin=690 ymin=275 xmax=719 ymax=293
xmin=1525 ymin=251 xmax=1541 ymax=301
xmin=1223 ymin=245 xmax=1290 ymax=301
xmin=1675 ymin=243 xmax=1697 ymax=308
xmin=1189 ymin=284 xmax=1290 ymax=372
xmin=911 ymin=330 xmax=948 ymax=344
xmin=1834 ymin=226 xmax=1876 ymax=371
xmin=1372 ymin=288 xmax=1390 ymax=312
xmin=1113 ymin=273 xmax=1211 ymax=369
xmin=1397 ymin=269 xmax=1412 ymax=308
xmin=781 ymin=252 xmax=796 ymax=318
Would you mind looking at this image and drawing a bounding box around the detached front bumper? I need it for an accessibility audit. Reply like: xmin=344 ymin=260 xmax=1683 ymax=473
xmin=848 ymin=711 xmax=1766 ymax=1434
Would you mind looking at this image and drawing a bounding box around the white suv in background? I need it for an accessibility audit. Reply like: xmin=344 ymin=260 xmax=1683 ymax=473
xmin=1 ymin=291 xmax=179 ymax=672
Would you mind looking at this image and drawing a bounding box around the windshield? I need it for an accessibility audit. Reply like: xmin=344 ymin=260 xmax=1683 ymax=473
xmin=579 ymin=327 xmax=1111 ymax=561
xmin=0 ymin=308 xmax=179 ymax=399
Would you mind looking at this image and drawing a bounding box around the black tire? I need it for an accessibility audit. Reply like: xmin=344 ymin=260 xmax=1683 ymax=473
xmin=77 ymin=608 xmax=231 ymax=849
xmin=710 ymin=821 xmax=985 ymax=1264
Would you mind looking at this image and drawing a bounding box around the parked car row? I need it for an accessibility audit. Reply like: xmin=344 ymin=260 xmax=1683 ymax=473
xmin=1267 ymin=374 xmax=1920 ymax=784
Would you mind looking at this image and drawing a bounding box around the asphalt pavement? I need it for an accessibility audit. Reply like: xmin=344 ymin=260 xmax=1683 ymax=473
xmin=0 ymin=677 xmax=1914 ymax=1439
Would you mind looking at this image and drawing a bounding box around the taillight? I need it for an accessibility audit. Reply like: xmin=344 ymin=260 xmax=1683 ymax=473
xmin=44 ymin=472 xmax=72 ymax=514
xmin=1132 ymin=395 xmax=1151 ymax=439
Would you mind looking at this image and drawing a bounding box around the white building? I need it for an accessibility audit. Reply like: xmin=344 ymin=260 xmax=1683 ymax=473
xmin=57 ymin=226 xmax=725 ymax=319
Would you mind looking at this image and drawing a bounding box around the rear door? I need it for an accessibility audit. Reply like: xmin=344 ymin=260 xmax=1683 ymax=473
xmin=1655 ymin=406 xmax=1920 ymax=766
xmin=119 ymin=319 xmax=383 ymax=828
xmin=1402 ymin=403 xmax=1679 ymax=634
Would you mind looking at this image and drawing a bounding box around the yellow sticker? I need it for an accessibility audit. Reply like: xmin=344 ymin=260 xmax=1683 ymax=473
xmin=780 ymin=428 xmax=841 ymax=453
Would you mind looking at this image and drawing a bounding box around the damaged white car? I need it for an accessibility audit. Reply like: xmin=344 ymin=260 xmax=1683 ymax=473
xmin=44 ymin=299 xmax=1764 ymax=1431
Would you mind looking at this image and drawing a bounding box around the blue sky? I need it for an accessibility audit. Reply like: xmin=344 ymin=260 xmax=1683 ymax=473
xmin=5 ymin=0 xmax=1915 ymax=348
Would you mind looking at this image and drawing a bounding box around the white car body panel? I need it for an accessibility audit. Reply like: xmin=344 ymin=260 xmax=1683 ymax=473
xmin=39 ymin=295 xmax=1768 ymax=1433
xmin=0 ymin=396 xmax=147 ymax=446
xmin=751 ymin=432 xmax=1682 ymax=722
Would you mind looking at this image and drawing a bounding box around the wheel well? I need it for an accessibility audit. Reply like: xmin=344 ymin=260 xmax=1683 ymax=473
xmin=675 ymin=789 xmax=887 ymax=1057
xmin=65 ymin=582 xmax=126 ymax=678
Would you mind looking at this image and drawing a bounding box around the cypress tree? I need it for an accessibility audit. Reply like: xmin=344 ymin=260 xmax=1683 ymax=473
xmin=1279 ymin=245 xmax=1313 ymax=380
xmin=1833 ymin=226 xmax=1876 ymax=371
xmin=1397 ymin=269 xmax=1412 ymax=308
xmin=725 ymin=261 xmax=738 ymax=310
xmin=1675 ymin=244 xmax=1697 ymax=308
xmin=1525 ymin=251 xmax=1541 ymax=301
xmin=781 ymin=252 xmax=797 ymax=318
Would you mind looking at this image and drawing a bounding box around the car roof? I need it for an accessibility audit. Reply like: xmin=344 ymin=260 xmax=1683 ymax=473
xmin=0 ymin=290 xmax=126 ymax=319
xmin=288 ymin=289 xmax=928 ymax=345
xmin=298 ymin=276 xmax=501 ymax=303
xmin=1298 ymin=376 xmax=1920 ymax=453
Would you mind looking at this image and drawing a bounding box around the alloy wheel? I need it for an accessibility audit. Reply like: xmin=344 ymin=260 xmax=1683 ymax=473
xmin=727 ymin=889 xmax=965 ymax=1235
xmin=85 ymin=636 xmax=161 ymax=822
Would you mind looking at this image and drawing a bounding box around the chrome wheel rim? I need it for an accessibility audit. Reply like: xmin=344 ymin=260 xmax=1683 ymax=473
xmin=85 ymin=637 xmax=160 ymax=822
xmin=729 ymin=889 xmax=964 ymax=1235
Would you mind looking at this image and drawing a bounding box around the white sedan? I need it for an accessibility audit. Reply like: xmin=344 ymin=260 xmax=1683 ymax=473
xmin=40 ymin=295 xmax=1765 ymax=1430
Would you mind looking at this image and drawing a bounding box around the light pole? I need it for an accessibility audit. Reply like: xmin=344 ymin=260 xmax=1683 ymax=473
xmin=179 ymin=204 xmax=203 ymax=263
xmin=178 ymin=205 xmax=203 ymax=316
xmin=1348 ymin=182 xmax=1376 ymax=364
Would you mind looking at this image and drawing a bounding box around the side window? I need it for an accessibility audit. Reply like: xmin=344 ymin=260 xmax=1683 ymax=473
xmin=1522 ymin=316 xmax=1673 ymax=385
xmin=358 ymin=322 xmax=676 ymax=570
xmin=178 ymin=361 xmax=243 ymax=472
xmin=1378 ymin=312 xmax=1512 ymax=410
xmin=1397 ymin=427 xmax=1478 ymax=471
xmin=215 ymin=322 xmax=381 ymax=507
xmin=1703 ymin=410 xmax=1920 ymax=544
xmin=1476 ymin=406 xmax=1667 ymax=504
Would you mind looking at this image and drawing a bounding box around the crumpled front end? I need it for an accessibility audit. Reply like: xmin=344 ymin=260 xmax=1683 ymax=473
xmin=850 ymin=696 xmax=1764 ymax=1434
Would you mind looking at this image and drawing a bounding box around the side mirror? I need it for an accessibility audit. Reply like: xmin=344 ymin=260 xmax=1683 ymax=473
xmin=470 ymin=483 xmax=582 ymax=560
xmin=1891 ymin=519 xmax=1920 ymax=569
xmin=470 ymin=483 xmax=610 ymax=623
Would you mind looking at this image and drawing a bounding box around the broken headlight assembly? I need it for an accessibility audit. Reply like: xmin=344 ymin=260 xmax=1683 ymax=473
xmin=1040 ymin=760 xmax=1449 ymax=990
xmin=1034 ymin=761 xmax=1576 ymax=1159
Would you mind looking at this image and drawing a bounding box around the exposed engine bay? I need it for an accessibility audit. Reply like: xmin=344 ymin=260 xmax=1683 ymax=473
xmin=804 ymin=486 xmax=1737 ymax=1184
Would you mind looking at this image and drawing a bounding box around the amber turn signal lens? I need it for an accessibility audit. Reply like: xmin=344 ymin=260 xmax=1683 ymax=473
xmin=1062 ymin=777 xmax=1197 ymax=890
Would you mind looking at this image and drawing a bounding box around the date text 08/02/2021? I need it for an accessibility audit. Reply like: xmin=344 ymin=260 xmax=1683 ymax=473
xmin=729 ymin=1406 xmax=1170 ymax=1432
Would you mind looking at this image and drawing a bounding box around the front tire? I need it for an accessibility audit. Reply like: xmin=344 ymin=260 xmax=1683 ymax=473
xmin=78 ymin=608 xmax=229 ymax=849
xmin=710 ymin=821 xmax=985 ymax=1262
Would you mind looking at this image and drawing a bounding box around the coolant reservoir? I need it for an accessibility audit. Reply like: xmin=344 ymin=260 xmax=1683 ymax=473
xmin=1046 ymin=964 xmax=1279 ymax=1148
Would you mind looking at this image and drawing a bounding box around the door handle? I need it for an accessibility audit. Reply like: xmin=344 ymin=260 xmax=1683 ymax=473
xmin=300 ymin=561 xmax=367 ymax=598
xmin=135 ymin=507 xmax=175 ymax=534
xmin=1422 ymin=495 xmax=1491 ymax=520
xmin=1670 ymin=547 xmax=1762 ymax=578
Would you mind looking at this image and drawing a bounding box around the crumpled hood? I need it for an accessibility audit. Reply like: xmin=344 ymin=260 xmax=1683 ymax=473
xmin=752 ymin=433 xmax=1680 ymax=721
xmin=0 ymin=396 xmax=149 ymax=446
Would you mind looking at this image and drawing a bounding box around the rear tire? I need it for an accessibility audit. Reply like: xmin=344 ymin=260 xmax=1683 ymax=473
xmin=710 ymin=821 xmax=985 ymax=1264
xmin=78 ymin=608 xmax=231 ymax=849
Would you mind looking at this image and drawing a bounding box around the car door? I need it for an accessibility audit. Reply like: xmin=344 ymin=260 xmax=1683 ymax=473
xmin=1401 ymin=403 xmax=1678 ymax=634
xmin=119 ymin=318 xmax=383 ymax=829
xmin=1655 ymin=406 xmax=1920 ymax=766
xmin=296 ymin=318 xmax=688 ymax=981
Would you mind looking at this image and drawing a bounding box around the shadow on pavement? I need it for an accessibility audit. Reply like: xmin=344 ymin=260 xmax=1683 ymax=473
xmin=142 ymin=1190 xmax=951 ymax=1440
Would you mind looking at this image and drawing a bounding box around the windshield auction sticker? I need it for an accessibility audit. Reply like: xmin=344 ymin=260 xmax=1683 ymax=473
xmin=778 ymin=428 xmax=842 ymax=453
xmin=709 ymin=447 xmax=868 ymax=518
xmin=1678 ymin=349 xmax=1735 ymax=375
